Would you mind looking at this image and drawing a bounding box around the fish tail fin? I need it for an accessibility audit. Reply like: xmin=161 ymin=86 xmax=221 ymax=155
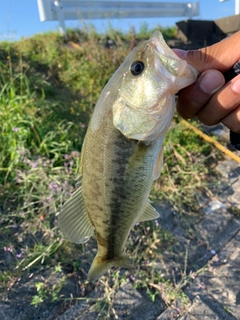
xmin=87 ymin=255 xmax=134 ymax=281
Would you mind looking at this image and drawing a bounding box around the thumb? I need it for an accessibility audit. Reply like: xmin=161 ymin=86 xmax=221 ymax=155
xmin=173 ymin=31 xmax=240 ymax=73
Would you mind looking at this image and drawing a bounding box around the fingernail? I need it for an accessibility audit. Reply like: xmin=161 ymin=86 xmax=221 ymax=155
xmin=232 ymin=76 xmax=240 ymax=94
xmin=198 ymin=71 xmax=224 ymax=94
xmin=172 ymin=49 xmax=187 ymax=59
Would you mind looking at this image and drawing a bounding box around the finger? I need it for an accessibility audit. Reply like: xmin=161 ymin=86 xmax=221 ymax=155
xmin=222 ymin=106 xmax=240 ymax=134
xmin=197 ymin=74 xmax=240 ymax=126
xmin=173 ymin=31 xmax=240 ymax=72
xmin=176 ymin=69 xmax=225 ymax=119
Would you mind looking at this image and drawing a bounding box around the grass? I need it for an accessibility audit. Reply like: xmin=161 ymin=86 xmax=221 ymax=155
xmin=0 ymin=24 xmax=226 ymax=318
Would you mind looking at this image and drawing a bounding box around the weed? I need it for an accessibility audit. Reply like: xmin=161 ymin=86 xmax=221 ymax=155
xmin=136 ymin=21 xmax=176 ymax=41
xmin=31 ymin=282 xmax=48 ymax=306
xmin=151 ymin=118 xmax=221 ymax=214
xmin=31 ymin=268 xmax=67 ymax=307
xmin=229 ymin=205 xmax=240 ymax=218
xmin=0 ymin=25 xmax=225 ymax=318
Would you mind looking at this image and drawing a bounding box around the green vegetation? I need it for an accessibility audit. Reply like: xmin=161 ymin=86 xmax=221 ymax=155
xmin=0 ymin=24 xmax=224 ymax=318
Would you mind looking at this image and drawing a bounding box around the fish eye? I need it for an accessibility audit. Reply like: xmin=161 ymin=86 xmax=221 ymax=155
xmin=130 ymin=61 xmax=145 ymax=76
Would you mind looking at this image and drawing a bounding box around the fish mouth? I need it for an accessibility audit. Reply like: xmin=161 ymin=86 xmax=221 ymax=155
xmin=149 ymin=30 xmax=178 ymax=58
xmin=149 ymin=30 xmax=190 ymax=79
xmin=149 ymin=31 xmax=165 ymax=54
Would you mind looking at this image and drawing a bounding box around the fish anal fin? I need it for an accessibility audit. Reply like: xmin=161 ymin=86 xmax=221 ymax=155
xmin=58 ymin=180 xmax=94 ymax=244
xmin=153 ymin=145 xmax=164 ymax=181
xmin=138 ymin=201 xmax=159 ymax=222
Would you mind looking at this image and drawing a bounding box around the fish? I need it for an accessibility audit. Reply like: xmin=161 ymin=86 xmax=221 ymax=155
xmin=58 ymin=31 xmax=198 ymax=281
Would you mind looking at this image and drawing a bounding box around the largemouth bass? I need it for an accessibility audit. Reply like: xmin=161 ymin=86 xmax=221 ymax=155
xmin=59 ymin=31 xmax=198 ymax=281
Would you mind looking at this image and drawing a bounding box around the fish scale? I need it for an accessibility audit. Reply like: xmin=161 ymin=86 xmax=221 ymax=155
xmin=83 ymin=110 xmax=160 ymax=261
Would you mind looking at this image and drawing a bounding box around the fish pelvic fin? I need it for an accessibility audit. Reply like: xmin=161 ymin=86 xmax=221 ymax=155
xmin=138 ymin=201 xmax=159 ymax=222
xmin=87 ymin=255 xmax=134 ymax=281
xmin=58 ymin=179 xmax=94 ymax=244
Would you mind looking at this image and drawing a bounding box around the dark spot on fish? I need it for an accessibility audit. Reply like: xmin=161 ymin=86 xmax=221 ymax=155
xmin=96 ymin=232 xmax=108 ymax=248
xmin=96 ymin=205 xmax=104 ymax=212
xmin=116 ymin=167 xmax=125 ymax=176
xmin=111 ymin=186 xmax=127 ymax=200
xmin=111 ymin=158 xmax=123 ymax=164
xmin=111 ymin=177 xmax=120 ymax=184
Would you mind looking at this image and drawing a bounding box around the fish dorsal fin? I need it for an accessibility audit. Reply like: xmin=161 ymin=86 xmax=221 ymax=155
xmin=153 ymin=144 xmax=164 ymax=181
xmin=138 ymin=201 xmax=159 ymax=222
xmin=58 ymin=179 xmax=94 ymax=244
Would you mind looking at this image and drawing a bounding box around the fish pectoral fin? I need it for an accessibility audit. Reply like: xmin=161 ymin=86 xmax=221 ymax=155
xmin=58 ymin=180 xmax=94 ymax=244
xmin=138 ymin=201 xmax=159 ymax=222
xmin=153 ymin=144 xmax=164 ymax=181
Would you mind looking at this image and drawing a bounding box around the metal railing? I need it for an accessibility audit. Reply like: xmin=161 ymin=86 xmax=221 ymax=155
xmin=37 ymin=0 xmax=200 ymax=34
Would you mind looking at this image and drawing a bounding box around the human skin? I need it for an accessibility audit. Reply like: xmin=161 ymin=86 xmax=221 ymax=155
xmin=174 ymin=31 xmax=240 ymax=134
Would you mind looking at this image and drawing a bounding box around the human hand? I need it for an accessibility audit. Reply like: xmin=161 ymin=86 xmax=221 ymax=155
xmin=174 ymin=31 xmax=240 ymax=134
